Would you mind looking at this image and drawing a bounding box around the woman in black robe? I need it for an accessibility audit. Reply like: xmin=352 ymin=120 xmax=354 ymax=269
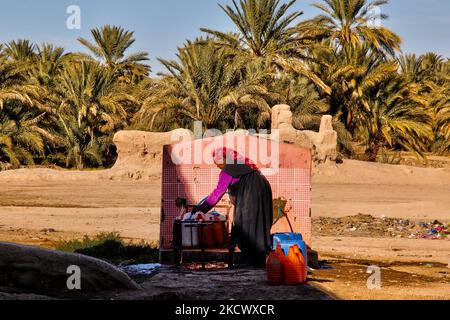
xmin=192 ymin=148 xmax=273 ymax=267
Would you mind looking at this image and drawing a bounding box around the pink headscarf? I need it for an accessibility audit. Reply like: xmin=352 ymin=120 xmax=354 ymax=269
xmin=212 ymin=147 xmax=259 ymax=172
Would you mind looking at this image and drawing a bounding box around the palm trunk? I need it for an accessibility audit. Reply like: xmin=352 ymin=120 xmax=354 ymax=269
xmin=365 ymin=141 xmax=381 ymax=162
xmin=77 ymin=155 xmax=84 ymax=170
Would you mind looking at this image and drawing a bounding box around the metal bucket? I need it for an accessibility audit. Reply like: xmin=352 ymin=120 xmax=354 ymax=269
xmin=181 ymin=222 xmax=200 ymax=248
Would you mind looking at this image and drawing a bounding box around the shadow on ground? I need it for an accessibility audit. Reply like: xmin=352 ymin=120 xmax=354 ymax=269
xmin=107 ymin=264 xmax=333 ymax=300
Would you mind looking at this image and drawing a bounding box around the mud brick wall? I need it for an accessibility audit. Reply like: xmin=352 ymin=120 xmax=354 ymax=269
xmin=160 ymin=135 xmax=312 ymax=250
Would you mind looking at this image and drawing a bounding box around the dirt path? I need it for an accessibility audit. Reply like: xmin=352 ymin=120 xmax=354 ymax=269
xmin=312 ymin=159 xmax=450 ymax=220
xmin=0 ymin=180 xmax=161 ymax=247
xmin=313 ymin=183 xmax=450 ymax=220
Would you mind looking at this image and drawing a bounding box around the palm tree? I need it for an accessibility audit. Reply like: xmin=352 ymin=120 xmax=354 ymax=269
xmin=55 ymin=60 xmax=135 ymax=168
xmin=58 ymin=115 xmax=105 ymax=169
xmin=398 ymin=53 xmax=450 ymax=154
xmin=307 ymin=0 xmax=402 ymax=58
xmin=57 ymin=61 xmax=131 ymax=129
xmin=201 ymin=0 xmax=330 ymax=93
xmin=310 ymin=44 xmax=397 ymax=131
xmin=0 ymin=108 xmax=58 ymax=167
xmin=0 ymin=42 xmax=64 ymax=167
xmin=0 ymin=54 xmax=40 ymax=110
xmin=420 ymin=54 xmax=450 ymax=152
xmin=430 ymin=82 xmax=450 ymax=154
xmin=271 ymin=69 xmax=355 ymax=154
xmin=3 ymin=39 xmax=37 ymax=63
xmin=133 ymin=40 xmax=275 ymax=131
xmin=398 ymin=54 xmax=425 ymax=83
xmin=271 ymin=74 xmax=328 ymax=129
xmin=308 ymin=44 xmax=434 ymax=159
xmin=32 ymin=43 xmax=70 ymax=88
xmin=399 ymin=53 xmax=447 ymax=84
xmin=78 ymin=25 xmax=150 ymax=82
xmin=356 ymin=75 xmax=432 ymax=161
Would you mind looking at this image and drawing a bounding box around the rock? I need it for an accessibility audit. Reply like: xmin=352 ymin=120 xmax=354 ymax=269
xmin=105 ymin=129 xmax=193 ymax=181
xmin=271 ymin=105 xmax=337 ymax=164
xmin=271 ymin=104 xmax=313 ymax=149
xmin=0 ymin=242 xmax=141 ymax=298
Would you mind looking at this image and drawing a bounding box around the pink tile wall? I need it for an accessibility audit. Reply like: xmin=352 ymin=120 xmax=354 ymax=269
xmin=160 ymin=135 xmax=312 ymax=249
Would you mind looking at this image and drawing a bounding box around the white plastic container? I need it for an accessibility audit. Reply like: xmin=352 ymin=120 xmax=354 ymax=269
xmin=181 ymin=222 xmax=200 ymax=248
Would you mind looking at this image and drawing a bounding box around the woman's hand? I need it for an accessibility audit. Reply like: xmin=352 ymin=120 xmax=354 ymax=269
xmin=192 ymin=202 xmax=212 ymax=214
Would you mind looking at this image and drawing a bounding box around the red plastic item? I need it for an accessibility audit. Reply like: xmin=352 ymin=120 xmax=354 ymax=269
xmin=201 ymin=224 xmax=215 ymax=248
xmin=283 ymin=246 xmax=303 ymax=285
xmin=294 ymin=244 xmax=307 ymax=283
xmin=212 ymin=221 xmax=228 ymax=247
xmin=266 ymin=245 xmax=284 ymax=285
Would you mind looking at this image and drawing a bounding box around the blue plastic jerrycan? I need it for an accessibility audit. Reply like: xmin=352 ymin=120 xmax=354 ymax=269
xmin=272 ymin=233 xmax=308 ymax=267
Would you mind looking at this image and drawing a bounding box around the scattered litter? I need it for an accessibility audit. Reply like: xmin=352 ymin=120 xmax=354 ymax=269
xmin=314 ymin=214 xmax=449 ymax=240
xmin=417 ymin=221 xmax=449 ymax=240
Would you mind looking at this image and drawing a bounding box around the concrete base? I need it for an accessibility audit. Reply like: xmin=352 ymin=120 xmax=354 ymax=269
xmin=160 ymin=248 xmax=320 ymax=268
xmin=160 ymin=249 xmax=244 ymax=265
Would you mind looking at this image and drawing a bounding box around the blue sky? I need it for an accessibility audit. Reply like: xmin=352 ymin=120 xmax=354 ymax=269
xmin=0 ymin=0 xmax=449 ymax=74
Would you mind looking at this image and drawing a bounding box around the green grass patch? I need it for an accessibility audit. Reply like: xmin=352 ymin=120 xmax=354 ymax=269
xmin=56 ymin=232 xmax=159 ymax=265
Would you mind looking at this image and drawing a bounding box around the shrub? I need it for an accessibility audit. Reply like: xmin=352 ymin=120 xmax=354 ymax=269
xmin=56 ymin=232 xmax=159 ymax=264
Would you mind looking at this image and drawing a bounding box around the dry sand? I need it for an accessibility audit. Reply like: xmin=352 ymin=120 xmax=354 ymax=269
xmin=0 ymin=159 xmax=449 ymax=299
xmin=313 ymin=160 xmax=450 ymax=220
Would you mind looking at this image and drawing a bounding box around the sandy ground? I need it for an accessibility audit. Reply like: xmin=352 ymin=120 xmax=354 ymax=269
xmin=312 ymin=160 xmax=450 ymax=220
xmin=0 ymin=159 xmax=449 ymax=299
